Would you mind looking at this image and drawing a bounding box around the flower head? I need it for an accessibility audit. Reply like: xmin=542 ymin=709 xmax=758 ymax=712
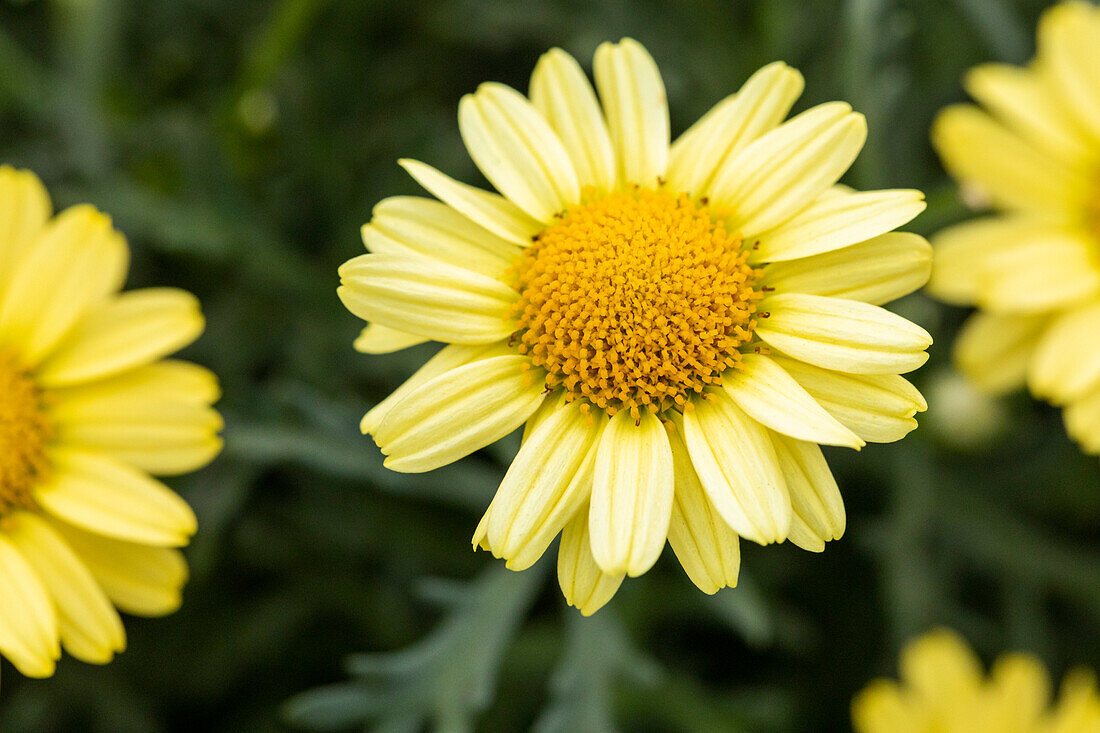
xmin=853 ymin=629 xmax=1100 ymax=733
xmin=339 ymin=40 xmax=932 ymax=613
xmin=928 ymin=1 xmax=1100 ymax=455
xmin=0 ymin=167 xmax=222 ymax=685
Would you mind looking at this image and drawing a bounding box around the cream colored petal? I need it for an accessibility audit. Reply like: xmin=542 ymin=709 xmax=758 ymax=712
xmin=485 ymin=401 xmax=603 ymax=570
xmin=593 ymin=38 xmax=669 ymax=188
xmin=521 ymin=391 xmax=566 ymax=444
xmin=974 ymin=228 xmax=1100 ymax=313
xmin=751 ymin=189 xmax=926 ymax=264
xmin=398 ymin=158 xmax=543 ymax=245
xmin=964 ymin=63 xmax=1092 ymax=165
xmin=0 ymin=205 xmax=129 ymax=366
xmin=557 ymin=507 xmax=624 ymax=616
xmin=5 ymin=513 xmax=125 ymax=664
xmin=927 ymin=216 xmax=1043 ymax=306
xmin=362 ymin=195 xmax=522 ymax=279
xmin=953 ymin=311 xmax=1049 ymax=394
xmin=1064 ymin=385 xmax=1100 ymax=455
xmin=48 ymin=518 xmax=188 ymax=617
xmin=0 ymin=534 xmax=60 ymax=677
xmin=682 ymin=389 xmax=791 ymax=545
xmin=667 ymin=61 xmax=804 ymax=197
xmin=35 ymin=288 xmax=204 ymax=389
xmin=1037 ymin=2 xmax=1100 ymax=142
xmin=459 ymin=82 xmax=580 ymax=220
xmin=755 ymin=293 xmax=932 ymax=374
xmin=769 ymin=433 xmax=844 ymax=552
xmin=360 ymin=341 xmax=511 ymax=434
xmin=338 ymin=253 xmax=517 ymax=344
xmin=723 ymin=353 xmax=864 ymax=448
xmin=0 ymin=166 xmax=52 ymax=297
xmin=589 ymin=409 xmax=674 ymax=576
xmin=772 ymin=355 xmax=926 ymax=443
xmin=710 ymin=102 xmax=867 ymax=237
xmin=353 ymin=323 xmax=429 ymax=354
xmin=1028 ymin=301 xmax=1100 ymax=405
xmin=932 ymin=105 xmax=1091 ymax=217
xmin=373 ymin=354 xmax=546 ymax=472
xmin=899 ymin=629 xmax=983 ymax=702
xmin=665 ymin=422 xmax=740 ymax=594
xmin=762 ymin=232 xmax=931 ymax=306
xmin=35 ymin=448 xmax=197 ymax=547
xmin=530 ymin=47 xmax=617 ymax=192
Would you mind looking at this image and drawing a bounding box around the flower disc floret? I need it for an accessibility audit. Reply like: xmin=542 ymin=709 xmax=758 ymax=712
xmin=0 ymin=351 xmax=51 ymax=518
xmin=512 ymin=188 xmax=761 ymax=418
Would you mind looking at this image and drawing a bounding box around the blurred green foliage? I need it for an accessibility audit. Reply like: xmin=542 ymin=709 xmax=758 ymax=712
xmin=1 ymin=0 xmax=1098 ymax=730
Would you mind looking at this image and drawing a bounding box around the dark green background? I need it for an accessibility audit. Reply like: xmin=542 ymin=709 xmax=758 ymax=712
xmin=1 ymin=0 xmax=1098 ymax=730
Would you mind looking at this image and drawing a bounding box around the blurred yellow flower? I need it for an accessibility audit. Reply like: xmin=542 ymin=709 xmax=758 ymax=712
xmin=339 ymin=39 xmax=932 ymax=614
xmin=853 ymin=629 xmax=1100 ymax=733
xmin=929 ymin=1 xmax=1100 ymax=454
xmin=0 ymin=167 xmax=222 ymax=686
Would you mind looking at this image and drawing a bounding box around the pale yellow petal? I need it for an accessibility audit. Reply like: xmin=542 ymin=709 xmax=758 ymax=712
xmin=362 ymin=195 xmax=522 ymax=279
xmin=762 ymin=232 xmax=931 ymax=305
xmin=667 ymin=61 xmax=804 ymax=197
xmin=35 ymin=448 xmax=197 ymax=547
xmin=557 ymin=507 xmax=623 ymax=616
xmin=0 ymin=205 xmax=129 ymax=366
xmin=665 ymin=421 xmax=740 ymax=594
xmin=1064 ymin=385 xmax=1100 ymax=455
xmin=373 ymin=354 xmax=546 ymax=472
xmin=35 ymin=288 xmax=204 ymax=388
xmin=0 ymin=166 xmax=52 ymax=297
xmin=589 ymin=409 xmax=674 ymax=576
xmin=987 ymin=653 xmax=1051 ymax=728
xmin=0 ymin=534 xmax=60 ymax=677
xmin=928 ymin=216 xmax=1043 ymax=306
xmin=1028 ymin=301 xmax=1100 ymax=405
xmin=974 ymin=227 xmax=1100 ymax=313
xmin=964 ymin=63 xmax=1092 ymax=165
xmin=751 ymin=189 xmax=925 ymax=264
xmin=772 ymin=355 xmax=926 ymax=443
xmin=529 ymin=47 xmax=617 ymax=192
xmin=485 ymin=401 xmax=603 ymax=571
xmin=353 ymin=323 xmax=429 ymax=354
xmin=49 ymin=519 xmax=188 ymax=617
xmin=852 ymin=680 xmax=924 ymax=733
xmin=953 ymin=311 xmax=1048 ymax=394
xmin=5 ymin=513 xmax=125 ymax=665
xmin=898 ymin=629 xmax=983 ymax=703
xmin=710 ymin=102 xmax=867 ymax=237
xmin=932 ymin=105 xmax=1090 ymax=217
xmin=360 ymin=341 xmax=511 ymax=434
xmin=398 ymin=158 xmax=542 ymax=245
xmin=337 ymin=253 xmax=517 ymax=344
xmin=593 ymin=38 xmax=669 ymax=188
xmin=723 ymin=353 xmax=864 ymax=448
xmin=682 ymin=389 xmax=791 ymax=545
xmin=755 ymin=293 xmax=932 ymax=374
xmin=459 ymin=82 xmax=580 ymax=220
xmin=1037 ymin=1 xmax=1100 ymax=142
xmin=770 ymin=433 xmax=845 ymax=552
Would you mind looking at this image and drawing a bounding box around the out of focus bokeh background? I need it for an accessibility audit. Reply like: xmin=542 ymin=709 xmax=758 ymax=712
xmin=1 ymin=0 xmax=1098 ymax=730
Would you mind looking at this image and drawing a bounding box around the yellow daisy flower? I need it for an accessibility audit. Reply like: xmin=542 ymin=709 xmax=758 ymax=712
xmin=928 ymin=1 xmax=1100 ymax=454
xmin=339 ymin=40 xmax=932 ymax=614
xmin=853 ymin=629 xmax=1100 ymax=733
xmin=0 ymin=167 xmax=222 ymax=686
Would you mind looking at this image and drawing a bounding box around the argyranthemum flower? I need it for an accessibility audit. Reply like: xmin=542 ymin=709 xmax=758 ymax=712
xmin=928 ymin=1 xmax=1100 ymax=455
xmin=339 ymin=39 xmax=932 ymax=614
xmin=853 ymin=629 xmax=1100 ymax=733
xmin=0 ymin=166 xmax=222 ymax=686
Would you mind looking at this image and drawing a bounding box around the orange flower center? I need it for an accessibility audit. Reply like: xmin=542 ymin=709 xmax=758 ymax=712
xmin=512 ymin=188 xmax=761 ymax=418
xmin=0 ymin=351 xmax=50 ymax=518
